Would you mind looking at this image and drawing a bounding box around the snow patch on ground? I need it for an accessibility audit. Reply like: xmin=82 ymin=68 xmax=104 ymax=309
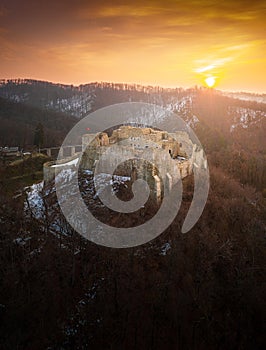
xmin=63 ymin=278 xmax=105 ymax=340
xmin=93 ymin=173 xmax=130 ymax=198
xmin=25 ymin=181 xmax=44 ymax=219
xmin=166 ymin=96 xmax=199 ymax=128
xmin=56 ymin=168 xmax=77 ymax=182
xmin=160 ymin=242 xmax=171 ymax=256
xmin=229 ymin=106 xmax=265 ymax=132
xmin=13 ymin=236 xmax=31 ymax=246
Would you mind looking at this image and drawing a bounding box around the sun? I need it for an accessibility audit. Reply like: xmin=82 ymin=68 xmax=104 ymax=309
xmin=205 ymin=76 xmax=216 ymax=88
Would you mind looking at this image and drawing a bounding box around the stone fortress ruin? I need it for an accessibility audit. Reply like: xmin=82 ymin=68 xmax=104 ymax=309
xmin=44 ymin=125 xmax=207 ymax=203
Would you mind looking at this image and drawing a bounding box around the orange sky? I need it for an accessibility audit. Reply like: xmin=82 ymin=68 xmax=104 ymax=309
xmin=0 ymin=0 xmax=265 ymax=92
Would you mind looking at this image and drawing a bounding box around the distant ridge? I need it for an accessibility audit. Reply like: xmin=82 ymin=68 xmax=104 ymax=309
xmin=0 ymin=79 xmax=265 ymax=191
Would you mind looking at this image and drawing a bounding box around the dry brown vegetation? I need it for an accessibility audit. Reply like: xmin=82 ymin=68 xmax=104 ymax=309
xmin=0 ymin=166 xmax=265 ymax=349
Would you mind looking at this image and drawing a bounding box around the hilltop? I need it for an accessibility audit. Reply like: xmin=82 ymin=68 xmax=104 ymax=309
xmin=0 ymin=79 xmax=265 ymax=193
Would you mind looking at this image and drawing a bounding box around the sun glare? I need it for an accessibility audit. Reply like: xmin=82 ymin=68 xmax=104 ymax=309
xmin=205 ymin=76 xmax=216 ymax=88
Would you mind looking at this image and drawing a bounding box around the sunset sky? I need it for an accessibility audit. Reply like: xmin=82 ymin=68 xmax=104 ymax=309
xmin=0 ymin=0 xmax=265 ymax=92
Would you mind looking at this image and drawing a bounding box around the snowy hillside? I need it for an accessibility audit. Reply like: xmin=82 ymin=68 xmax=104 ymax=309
xmin=0 ymin=79 xmax=265 ymax=136
xmin=221 ymin=91 xmax=266 ymax=104
xmin=228 ymin=106 xmax=266 ymax=132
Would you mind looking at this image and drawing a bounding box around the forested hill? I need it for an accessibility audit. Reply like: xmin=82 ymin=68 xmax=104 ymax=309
xmin=0 ymin=97 xmax=76 ymax=148
xmin=0 ymin=80 xmax=265 ymax=154
xmin=0 ymin=79 xmax=265 ymax=119
xmin=0 ymin=79 xmax=166 ymax=118
xmin=0 ymin=79 xmax=265 ymax=192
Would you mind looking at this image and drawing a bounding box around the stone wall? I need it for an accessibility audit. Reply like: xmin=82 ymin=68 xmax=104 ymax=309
xmin=44 ymin=126 xmax=205 ymax=203
xmin=82 ymin=126 xmax=184 ymax=159
xmin=82 ymin=132 xmax=109 ymax=151
xmin=43 ymin=154 xmax=79 ymax=185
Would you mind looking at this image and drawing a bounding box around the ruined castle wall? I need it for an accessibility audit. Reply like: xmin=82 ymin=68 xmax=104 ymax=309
xmin=43 ymin=154 xmax=79 ymax=184
xmin=82 ymin=132 xmax=109 ymax=150
xmin=169 ymin=131 xmax=193 ymax=157
xmin=82 ymin=134 xmax=98 ymax=150
xmin=159 ymin=140 xmax=180 ymax=158
xmin=46 ymin=128 xmax=196 ymax=204
xmin=178 ymin=160 xmax=191 ymax=178
xmin=43 ymin=161 xmax=56 ymax=184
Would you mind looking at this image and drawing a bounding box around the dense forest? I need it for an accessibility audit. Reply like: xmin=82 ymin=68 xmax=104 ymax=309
xmin=0 ymin=97 xmax=76 ymax=148
xmin=0 ymin=81 xmax=265 ymax=349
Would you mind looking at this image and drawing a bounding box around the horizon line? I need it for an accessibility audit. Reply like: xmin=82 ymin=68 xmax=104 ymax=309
xmin=1 ymin=77 xmax=265 ymax=95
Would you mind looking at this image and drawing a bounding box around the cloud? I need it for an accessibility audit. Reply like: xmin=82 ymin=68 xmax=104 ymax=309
xmin=0 ymin=0 xmax=265 ymax=91
xmin=193 ymin=42 xmax=257 ymax=77
xmin=195 ymin=56 xmax=233 ymax=71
